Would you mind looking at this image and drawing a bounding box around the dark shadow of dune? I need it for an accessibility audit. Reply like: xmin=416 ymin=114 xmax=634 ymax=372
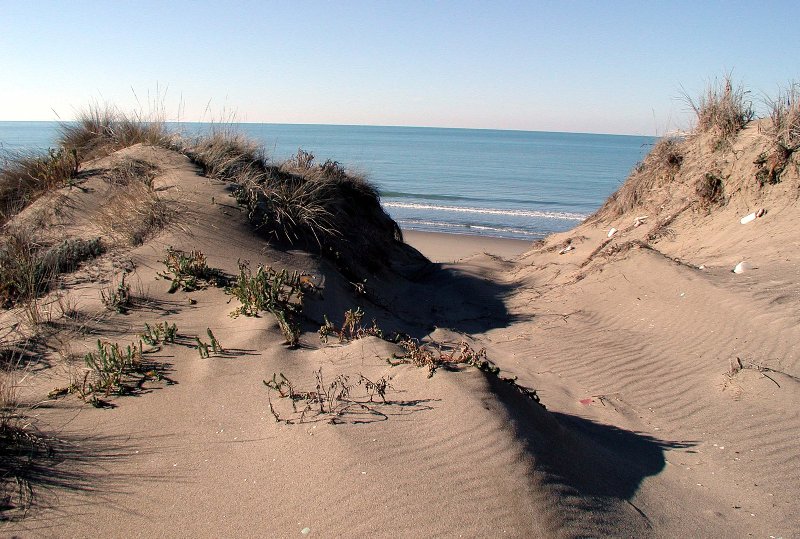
xmin=305 ymin=245 xmax=524 ymax=338
xmin=485 ymin=374 xmax=696 ymax=536
xmin=407 ymin=263 xmax=523 ymax=334
xmin=352 ymin=259 xmax=524 ymax=338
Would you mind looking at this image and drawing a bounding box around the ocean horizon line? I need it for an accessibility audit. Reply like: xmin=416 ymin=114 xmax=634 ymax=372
xmin=0 ymin=119 xmax=656 ymax=139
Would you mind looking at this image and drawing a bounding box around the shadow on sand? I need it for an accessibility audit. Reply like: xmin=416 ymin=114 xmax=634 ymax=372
xmin=487 ymin=374 xmax=695 ymax=536
xmin=0 ymin=426 xmax=161 ymax=525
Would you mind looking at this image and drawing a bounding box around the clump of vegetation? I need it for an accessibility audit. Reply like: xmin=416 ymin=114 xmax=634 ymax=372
xmin=182 ymin=130 xmax=266 ymax=184
xmin=757 ymin=83 xmax=800 ymax=185
xmin=140 ymin=321 xmax=178 ymax=346
xmin=100 ymin=275 xmax=132 ymax=314
xmin=263 ymin=369 xmax=394 ymax=424
xmin=0 ymin=355 xmax=48 ymax=519
xmin=49 ymin=338 xmax=169 ymax=407
xmin=590 ymin=136 xmax=684 ymax=220
xmin=696 ymin=172 xmax=725 ymax=205
xmin=226 ymin=261 xmax=313 ymax=347
xmin=158 ymin=247 xmax=226 ymax=293
xmin=318 ymin=307 xmax=384 ymax=343
xmin=104 ymin=157 xmax=160 ymax=186
xmin=387 ymin=339 xmax=495 ymax=378
xmin=0 ymin=147 xmax=80 ymax=223
xmin=195 ymin=328 xmax=223 ymax=358
xmin=387 ymin=339 xmax=545 ymax=407
xmin=764 ymin=82 xmax=800 ymax=153
xmin=97 ymin=180 xmax=172 ymax=246
xmin=186 ymin=133 xmax=410 ymax=279
xmin=81 ymin=340 xmax=143 ymax=398
xmin=0 ymin=234 xmax=103 ymax=308
xmin=684 ymin=75 xmax=754 ymax=149
xmin=58 ymin=105 xmax=174 ymax=162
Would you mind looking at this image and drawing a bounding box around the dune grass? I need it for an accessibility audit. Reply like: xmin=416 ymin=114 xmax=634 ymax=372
xmin=0 ymin=105 xmax=171 ymax=225
xmin=0 ymin=148 xmax=79 ymax=223
xmin=186 ymin=133 xmax=404 ymax=277
xmin=59 ymin=105 xmax=173 ymax=162
xmin=683 ymin=75 xmax=754 ymax=148
xmin=765 ymin=82 xmax=800 ymax=152
xmin=0 ymin=232 xmax=103 ymax=308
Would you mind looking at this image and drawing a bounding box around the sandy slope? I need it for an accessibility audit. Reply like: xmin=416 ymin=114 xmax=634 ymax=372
xmin=3 ymin=126 xmax=799 ymax=538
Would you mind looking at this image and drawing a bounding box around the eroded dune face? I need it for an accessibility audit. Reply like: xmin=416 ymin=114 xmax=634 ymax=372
xmin=2 ymin=116 xmax=799 ymax=539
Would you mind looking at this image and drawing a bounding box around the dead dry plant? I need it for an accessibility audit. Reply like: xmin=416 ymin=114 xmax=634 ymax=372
xmin=263 ymin=369 xmax=395 ymax=424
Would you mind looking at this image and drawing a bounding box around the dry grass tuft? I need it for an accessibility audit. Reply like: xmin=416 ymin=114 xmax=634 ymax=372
xmin=754 ymin=83 xmax=800 ymax=185
xmin=58 ymin=105 xmax=174 ymax=162
xmin=764 ymin=82 xmax=800 ymax=152
xmin=0 ymin=232 xmax=103 ymax=308
xmin=182 ymin=130 xmax=266 ymax=184
xmin=96 ymin=181 xmax=172 ymax=246
xmin=683 ymin=75 xmax=754 ymax=148
xmin=590 ymin=136 xmax=684 ymax=220
xmin=0 ymin=148 xmax=79 ymax=223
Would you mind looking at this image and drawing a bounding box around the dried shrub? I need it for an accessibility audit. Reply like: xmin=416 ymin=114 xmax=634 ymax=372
xmin=318 ymin=307 xmax=383 ymax=344
xmin=263 ymin=369 xmax=395 ymax=424
xmin=696 ymin=172 xmax=725 ymax=205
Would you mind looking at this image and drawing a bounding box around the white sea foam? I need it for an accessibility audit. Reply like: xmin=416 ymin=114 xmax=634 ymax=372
xmin=383 ymin=201 xmax=586 ymax=221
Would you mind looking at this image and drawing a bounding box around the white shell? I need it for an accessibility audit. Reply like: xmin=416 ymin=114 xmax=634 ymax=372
xmin=740 ymin=212 xmax=757 ymax=225
xmin=607 ymin=227 xmax=617 ymax=238
xmin=733 ymin=261 xmax=752 ymax=274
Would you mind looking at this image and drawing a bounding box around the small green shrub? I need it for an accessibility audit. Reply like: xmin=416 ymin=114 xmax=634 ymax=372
xmin=80 ymin=339 xmax=144 ymax=402
xmin=100 ymin=275 xmax=132 ymax=313
xmin=226 ymin=261 xmax=312 ymax=347
xmin=140 ymin=321 xmax=178 ymax=345
xmin=158 ymin=247 xmax=226 ymax=293
xmin=194 ymin=328 xmax=223 ymax=358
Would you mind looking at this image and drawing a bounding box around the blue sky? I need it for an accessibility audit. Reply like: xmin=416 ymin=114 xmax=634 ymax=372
xmin=1 ymin=0 xmax=797 ymax=135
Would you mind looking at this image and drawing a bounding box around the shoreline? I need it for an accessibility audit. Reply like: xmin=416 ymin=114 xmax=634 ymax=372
xmin=403 ymin=229 xmax=533 ymax=263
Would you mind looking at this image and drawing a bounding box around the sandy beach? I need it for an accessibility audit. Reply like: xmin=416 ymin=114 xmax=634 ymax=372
xmin=2 ymin=112 xmax=799 ymax=539
xmin=403 ymin=230 xmax=532 ymax=262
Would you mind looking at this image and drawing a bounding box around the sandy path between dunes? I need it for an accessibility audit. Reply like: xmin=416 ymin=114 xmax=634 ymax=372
xmin=3 ymin=143 xmax=798 ymax=538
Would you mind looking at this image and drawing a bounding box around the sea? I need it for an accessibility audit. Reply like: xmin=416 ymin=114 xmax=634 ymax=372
xmin=0 ymin=121 xmax=654 ymax=241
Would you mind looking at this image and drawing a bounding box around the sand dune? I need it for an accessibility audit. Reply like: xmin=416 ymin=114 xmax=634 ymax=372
xmin=2 ymin=119 xmax=799 ymax=538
